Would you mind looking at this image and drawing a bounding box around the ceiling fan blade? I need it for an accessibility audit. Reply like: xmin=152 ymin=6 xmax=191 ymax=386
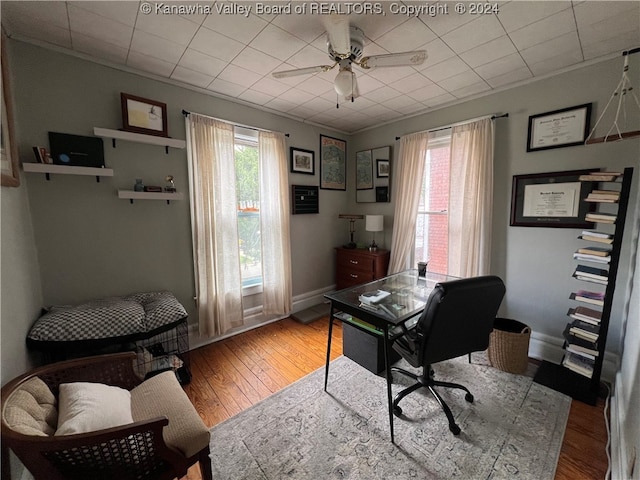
xmin=360 ymin=50 xmax=427 ymax=69
xmin=322 ymin=14 xmax=351 ymax=57
xmin=272 ymin=64 xmax=334 ymax=79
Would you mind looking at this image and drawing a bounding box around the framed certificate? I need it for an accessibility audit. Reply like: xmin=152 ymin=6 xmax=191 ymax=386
xmin=527 ymin=103 xmax=591 ymax=152
xmin=510 ymin=169 xmax=597 ymax=227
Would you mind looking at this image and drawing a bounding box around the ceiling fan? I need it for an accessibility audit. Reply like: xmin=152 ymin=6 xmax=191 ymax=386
xmin=272 ymin=16 xmax=427 ymax=104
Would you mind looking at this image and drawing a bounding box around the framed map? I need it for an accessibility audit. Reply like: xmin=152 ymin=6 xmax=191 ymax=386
xmin=320 ymin=135 xmax=346 ymax=190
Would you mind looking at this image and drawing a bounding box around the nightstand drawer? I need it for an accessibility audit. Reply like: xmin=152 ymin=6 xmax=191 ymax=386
xmin=337 ymin=270 xmax=376 ymax=289
xmin=335 ymin=247 xmax=390 ymax=291
xmin=337 ymin=251 xmax=375 ymax=273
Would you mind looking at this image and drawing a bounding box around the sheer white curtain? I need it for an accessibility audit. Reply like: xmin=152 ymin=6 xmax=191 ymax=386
xmin=258 ymin=131 xmax=292 ymax=315
xmin=186 ymin=114 xmax=244 ymax=337
xmin=448 ymin=117 xmax=494 ymax=277
xmin=388 ymin=132 xmax=429 ymax=274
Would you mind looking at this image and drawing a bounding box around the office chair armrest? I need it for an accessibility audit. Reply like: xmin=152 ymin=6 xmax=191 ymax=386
xmin=389 ymin=314 xmax=420 ymax=351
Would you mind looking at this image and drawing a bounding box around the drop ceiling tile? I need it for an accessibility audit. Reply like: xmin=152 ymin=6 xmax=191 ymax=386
xmin=232 ymin=47 xmax=282 ymax=75
xmin=438 ymin=70 xmax=484 ymax=92
xmin=4 ymin=18 xmax=72 ymax=49
xmin=485 ymin=67 xmax=533 ymax=88
xmin=302 ymin=96 xmax=336 ymax=112
xmin=207 ymin=77 xmax=246 ymax=97
xmin=528 ymin=49 xmax=584 ymax=76
xmin=422 ymin=56 xmax=471 ymax=83
xmin=218 ymin=64 xmax=262 ymax=88
xmin=520 ymin=31 xmax=582 ymax=67
xmin=366 ymin=65 xmax=415 ymax=84
xmin=73 ymin=1 xmax=139 ymax=26
xmin=498 ymin=1 xmax=572 ymax=33
xmin=264 ymin=97 xmax=299 ymax=112
xmin=394 ymin=102 xmax=429 ymax=115
xmin=337 ymin=95 xmax=376 ymax=110
xmin=1 ymin=1 xmax=69 ymax=30
xmin=296 ymin=76 xmax=335 ymax=95
xmin=450 ymin=81 xmax=491 ymax=98
xmin=130 ymin=30 xmax=186 ymax=64
xmin=68 ymin=4 xmax=133 ymax=49
xmin=509 ymin=8 xmax=576 ymax=51
xmin=474 ymin=53 xmax=529 ymax=80
xmin=249 ymin=24 xmax=307 ymax=61
xmin=171 ymin=66 xmax=214 ymax=88
xmin=364 ymin=85 xmax=402 ymax=102
xmin=407 ymin=83 xmax=449 ymax=103
xmin=189 ymin=26 xmax=245 ymax=62
xmin=237 ymin=89 xmax=275 ymax=106
xmin=577 ymin=7 xmax=640 ymax=57
xmin=574 ymin=1 xmax=639 ymax=28
xmin=134 ymin=7 xmax=201 ymax=45
xmin=71 ymin=32 xmax=129 ymax=64
xmin=178 ymin=49 xmax=227 ymax=77
xmin=127 ymin=51 xmax=175 ymax=77
xmin=277 ymin=88 xmax=316 ymax=104
xmin=251 ymin=76 xmax=291 ymax=97
xmin=287 ymin=103 xmax=319 ymax=119
xmin=359 ymin=41 xmax=391 ymax=57
xmin=271 ymin=13 xmax=327 ymax=43
xmin=375 ymin=18 xmax=437 ymax=53
xmin=391 ymin=72 xmax=434 ymax=94
xmin=176 ymin=1 xmax=215 ymax=26
xmin=352 ymin=14 xmax=409 ymax=41
xmin=414 ymin=38 xmax=456 ymax=71
xmin=286 ymin=45 xmax=333 ymax=69
xmin=582 ymin=31 xmax=640 ymax=60
xmin=360 ymin=103 xmax=399 ymax=118
xmin=382 ymin=93 xmax=421 ymax=110
xmin=442 ymin=16 xmax=506 ymax=53
xmin=418 ymin=7 xmax=476 ymax=36
xmin=354 ymin=75 xmax=386 ymax=95
xmin=202 ymin=12 xmax=268 ymax=44
xmin=459 ymin=36 xmax=516 ymax=69
xmin=425 ymin=93 xmax=456 ymax=108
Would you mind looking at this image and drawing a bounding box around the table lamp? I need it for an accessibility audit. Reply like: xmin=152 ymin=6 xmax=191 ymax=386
xmin=365 ymin=215 xmax=384 ymax=251
xmin=338 ymin=214 xmax=364 ymax=249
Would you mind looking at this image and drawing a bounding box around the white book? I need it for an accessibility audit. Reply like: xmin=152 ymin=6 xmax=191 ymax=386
xmin=358 ymin=290 xmax=391 ymax=305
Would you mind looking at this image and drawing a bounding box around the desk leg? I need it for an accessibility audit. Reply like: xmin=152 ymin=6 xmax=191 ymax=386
xmin=383 ymin=324 xmax=395 ymax=443
xmin=324 ymin=303 xmax=335 ymax=391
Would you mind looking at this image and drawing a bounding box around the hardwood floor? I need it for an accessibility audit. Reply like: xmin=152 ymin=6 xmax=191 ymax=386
xmin=183 ymin=317 xmax=608 ymax=480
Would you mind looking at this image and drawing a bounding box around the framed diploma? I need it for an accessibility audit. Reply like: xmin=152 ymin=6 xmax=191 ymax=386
xmin=527 ymin=103 xmax=591 ymax=152
xmin=510 ymin=169 xmax=598 ymax=227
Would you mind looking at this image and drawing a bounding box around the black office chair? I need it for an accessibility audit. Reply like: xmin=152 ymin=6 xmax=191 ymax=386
xmin=390 ymin=275 xmax=506 ymax=435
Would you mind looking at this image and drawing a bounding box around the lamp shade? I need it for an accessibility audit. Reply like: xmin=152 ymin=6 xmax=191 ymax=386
xmin=365 ymin=215 xmax=384 ymax=232
xmin=334 ymin=68 xmax=354 ymax=96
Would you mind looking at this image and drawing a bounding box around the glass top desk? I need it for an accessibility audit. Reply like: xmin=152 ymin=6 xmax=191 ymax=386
xmin=323 ymin=269 xmax=457 ymax=443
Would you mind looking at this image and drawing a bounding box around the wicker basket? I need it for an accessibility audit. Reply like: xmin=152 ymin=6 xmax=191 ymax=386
xmin=487 ymin=318 xmax=531 ymax=374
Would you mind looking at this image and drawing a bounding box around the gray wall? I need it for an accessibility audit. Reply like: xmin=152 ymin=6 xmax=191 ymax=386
xmin=9 ymin=40 xmax=350 ymax=334
xmin=349 ymin=56 xmax=640 ymax=361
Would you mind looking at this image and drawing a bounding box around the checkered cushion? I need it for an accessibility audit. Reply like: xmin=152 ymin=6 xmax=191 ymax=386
xmin=27 ymin=292 xmax=187 ymax=342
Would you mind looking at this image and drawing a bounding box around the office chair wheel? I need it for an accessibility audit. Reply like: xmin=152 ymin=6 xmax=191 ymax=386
xmin=393 ymin=405 xmax=403 ymax=417
xmin=449 ymin=423 xmax=461 ymax=435
xmin=465 ymin=393 xmax=474 ymax=403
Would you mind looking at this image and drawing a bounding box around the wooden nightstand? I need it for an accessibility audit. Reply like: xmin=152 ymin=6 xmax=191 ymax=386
xmin=335 ymin=247 xmax=390 ymax=290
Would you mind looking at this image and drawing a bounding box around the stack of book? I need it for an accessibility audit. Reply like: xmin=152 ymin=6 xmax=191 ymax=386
xmin=570 ymin=289 xmax=605 ymax=306
xmin=579 ymin=230 xmax=613 ymax=244
xmin=573 ymin=250 xmax=611 ymax=264
xmin=578 ymin=172 xmax=622 ymax=182
xmin=562 ymin=351 xmax=595 ymax=378
xmin=568 ymin=318 xmax=600 ymax=341
xmin=563 ymin=324 xmax=599 ymax=357
xmin=573 ymin=265 xmax=608 ymax=284
xmin=567 ymin=305 xmax=602 ymax=325
xmin=358 ymin=289 xmax=391 ymax=305
xmin=585 ymin=189 xmax=620 ymax=203
xmin=585 ymin=212 xmax=617 ymax=224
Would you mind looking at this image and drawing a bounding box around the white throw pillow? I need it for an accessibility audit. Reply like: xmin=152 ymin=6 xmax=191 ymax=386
xmin=55 ymin=382 xmax=133 ymax=436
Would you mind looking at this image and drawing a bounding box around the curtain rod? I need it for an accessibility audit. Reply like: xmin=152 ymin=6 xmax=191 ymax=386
xmin=395 ymin=113 xmax=509 ymax=140
xmin=182 ymin=109 xmax=289 ymax=137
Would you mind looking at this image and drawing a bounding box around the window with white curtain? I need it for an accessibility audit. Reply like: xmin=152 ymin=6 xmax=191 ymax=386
xmin=414 ymin=129 xmax=452 ymax=275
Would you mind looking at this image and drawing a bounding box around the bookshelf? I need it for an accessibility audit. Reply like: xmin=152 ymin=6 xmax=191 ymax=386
xmin=534 ymin=167 xmax=634 ymax=405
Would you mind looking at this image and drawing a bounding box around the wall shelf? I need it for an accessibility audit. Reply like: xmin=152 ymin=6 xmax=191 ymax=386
xmin=118 ymin=190 xmax=184 ymax=204
xmin=94 ymin=127 xmax=186 ymax=153
xmin=23 ymin=163 xmax=114 ymax=182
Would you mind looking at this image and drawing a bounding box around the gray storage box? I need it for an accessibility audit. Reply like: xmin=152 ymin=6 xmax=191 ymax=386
xmin=343 ymin=322 xmax=400 ymax=374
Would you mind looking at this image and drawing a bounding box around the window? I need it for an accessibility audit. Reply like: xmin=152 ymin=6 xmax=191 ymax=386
xmin=235 ymin=128 xmax=261 ymax=288
xmin=414 ymin=130 xmax=451 ymax=275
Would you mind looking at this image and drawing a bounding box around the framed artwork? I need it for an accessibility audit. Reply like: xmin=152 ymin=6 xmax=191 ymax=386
xmin=121 ymin=93 xmax=168 ymax=137
xmin=319 ymin=134 xmax=346 ymax=190
xmin=377 ymin=159 xmax=390 ymax=178
xmin=290 ymin=147 xmax=315 ymax=175
xmin=527 ymin=103 xmax=592 ymax=152
xmin=356 ymin=149 xmax=373 ymax=190
xmin=1 ymin=35 xmax=19 ymax=187
xmin=510 ymin=169 xmax=597 ymax=227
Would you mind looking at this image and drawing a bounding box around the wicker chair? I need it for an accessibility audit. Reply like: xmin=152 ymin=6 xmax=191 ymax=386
xmin=1 ymin=352 xmax=212 ymax=480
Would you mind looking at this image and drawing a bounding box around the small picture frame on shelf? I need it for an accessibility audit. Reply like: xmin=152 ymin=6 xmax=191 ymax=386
xmin=121 ymin=93 xmax=168 ymax=137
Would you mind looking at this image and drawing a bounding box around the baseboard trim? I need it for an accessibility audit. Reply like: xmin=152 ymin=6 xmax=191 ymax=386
xmin=611 ymin=372 xmax=626 ymax=480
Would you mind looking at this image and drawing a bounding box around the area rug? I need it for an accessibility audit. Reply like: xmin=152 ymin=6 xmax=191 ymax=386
xmin=209 ymin=355 xmax=571 ymax=479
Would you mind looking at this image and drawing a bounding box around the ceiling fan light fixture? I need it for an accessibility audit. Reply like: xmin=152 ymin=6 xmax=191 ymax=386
xmin=334 ymin=68 xmax=354 ymax=96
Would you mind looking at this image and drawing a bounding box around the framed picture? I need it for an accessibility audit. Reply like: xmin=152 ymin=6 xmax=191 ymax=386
xmin=356 ymin=149 xmax=373 ymax=190
xmin=290 ymin=147 xmax=315 ymax=175
xmin=319 ymin=134 xmax=346 ymax=190
xmin=1 ymin=34 xmax=19 ymax=187
xmin=121 ymin=93 xmax=168 ymax=137
xmin=377 ymin=159 xmax=390 ymax=178
xmin=527 ymin=103 xmax=591 ymax=152
xmin=510 ymin=169 xmax=597 ymax=228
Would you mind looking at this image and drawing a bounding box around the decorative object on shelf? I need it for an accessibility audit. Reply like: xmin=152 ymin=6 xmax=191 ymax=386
xmin=356 ymin=150 xmax=373 ymax=190
xmin=121 ymin=92 xmax=168 ymax=137
xmin=1 ymin=33 xmax=19 ymax=187
xmin=510 ymin=169 xmax=597 ymax=228
xmin=134 ymin=179 xmax=144 ymax=192
xmin=338 ymin=214 xmax=363 ymax=249
xmin=32 ymin=146 xmax=51 ymax=164
xmin=290 ymin=147 xmax=315 ymax=175
xmin=365 ymin=214 xmax=383 ymax=251
xmin=144 ymin=186 xmax=162 ymax=193
xmin=165 ymin=175 xmax=176 ymax=192
xmin=320 ymin=134 xmax=346 ymax=190
xmin=377 ymin=159 xmax=389 ymax=177
xmin=526 ymin=103 xmax=592 ymax=152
